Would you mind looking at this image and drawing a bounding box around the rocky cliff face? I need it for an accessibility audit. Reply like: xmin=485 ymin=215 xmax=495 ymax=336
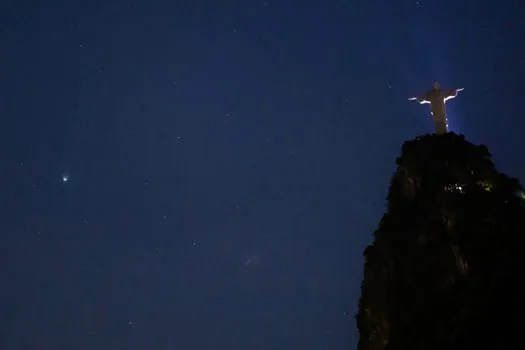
xmin=356 ymin=133 xmax=525 ymax=350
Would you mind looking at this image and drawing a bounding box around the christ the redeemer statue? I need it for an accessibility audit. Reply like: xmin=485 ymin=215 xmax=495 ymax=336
xmin=409 ymin=81 xmax=463 ymax=134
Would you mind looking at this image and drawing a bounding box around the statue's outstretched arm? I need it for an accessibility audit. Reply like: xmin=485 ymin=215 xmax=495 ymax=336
xmin=409 ymin=96 xmax=430 ymax=104
xmin=444 ymin=88 xmax=464 ymax=102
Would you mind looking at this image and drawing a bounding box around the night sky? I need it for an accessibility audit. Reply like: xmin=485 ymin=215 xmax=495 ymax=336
xmin=1 ymin=1 xmax=524 ymax=349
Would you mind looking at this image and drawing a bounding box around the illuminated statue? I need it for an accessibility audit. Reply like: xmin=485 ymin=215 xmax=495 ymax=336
xmin=409 ymin=81 xmax=464 ymax=134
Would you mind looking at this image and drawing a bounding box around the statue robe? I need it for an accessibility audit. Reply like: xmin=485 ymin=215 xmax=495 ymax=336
xmin=416 ymin=88 xmax=458 ymax=134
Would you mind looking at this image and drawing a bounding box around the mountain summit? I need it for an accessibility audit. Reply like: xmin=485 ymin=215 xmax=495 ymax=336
xmin=356 ymin=132 xmax=525 ymax=350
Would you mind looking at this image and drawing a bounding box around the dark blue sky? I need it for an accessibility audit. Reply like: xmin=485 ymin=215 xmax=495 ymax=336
xmin=1 ymin=0 xmax=524 ymax=349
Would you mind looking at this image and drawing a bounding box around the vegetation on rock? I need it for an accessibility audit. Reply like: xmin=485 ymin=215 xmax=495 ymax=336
xmin=356 ymin=132 xmax=525 ymax=350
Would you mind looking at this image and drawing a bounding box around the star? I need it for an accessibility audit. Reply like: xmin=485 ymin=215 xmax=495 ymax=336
xmin=62 ymin=174 xmax=69 ymax=183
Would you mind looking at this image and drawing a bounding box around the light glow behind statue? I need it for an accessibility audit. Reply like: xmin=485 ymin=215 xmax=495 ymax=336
xmin=409 ymin=81 xmax=463 ymax=134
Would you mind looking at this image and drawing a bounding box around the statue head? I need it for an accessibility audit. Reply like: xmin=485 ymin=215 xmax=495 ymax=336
xmin=432 ymin=81 xmax=440 ymax=90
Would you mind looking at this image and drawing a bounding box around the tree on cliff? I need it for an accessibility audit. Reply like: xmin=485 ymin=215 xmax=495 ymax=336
xmin=356 ymin=132 xmax=525 ymax=350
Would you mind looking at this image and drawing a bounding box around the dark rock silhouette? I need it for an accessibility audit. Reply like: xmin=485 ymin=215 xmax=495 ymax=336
xmin=356 ymin=132 xmax=525 ymax=350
